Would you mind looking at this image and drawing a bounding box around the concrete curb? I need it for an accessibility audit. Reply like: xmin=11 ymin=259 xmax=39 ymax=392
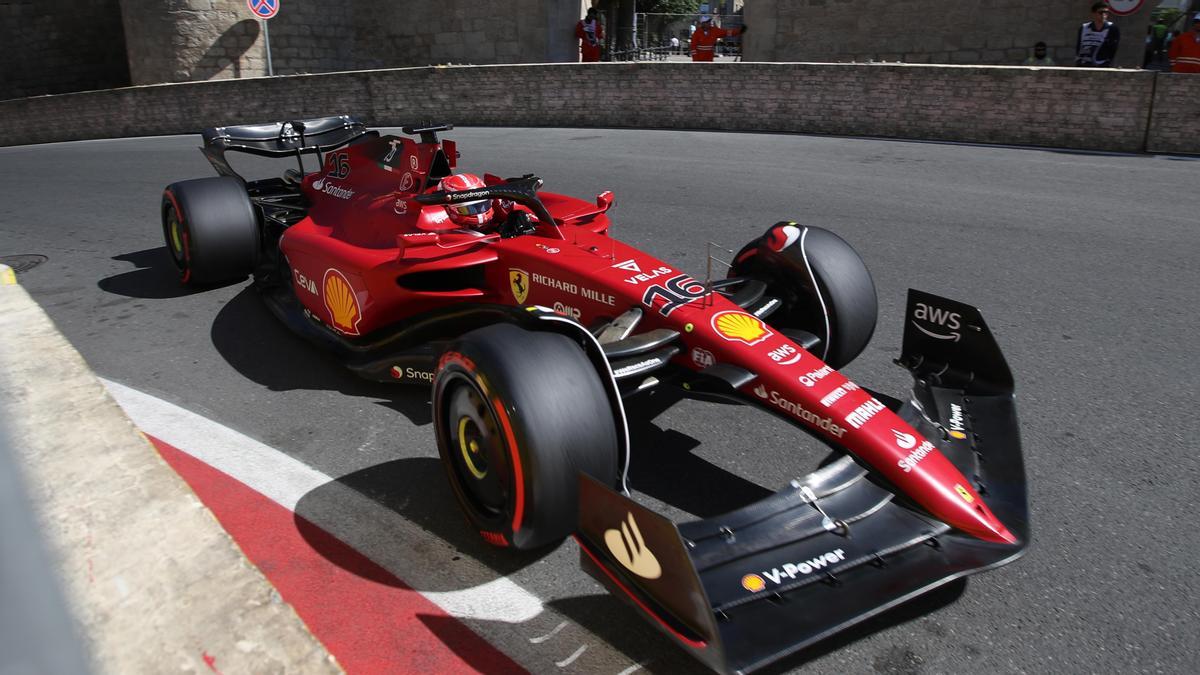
xmin=0 ymin=277 xmax=341 ymax=673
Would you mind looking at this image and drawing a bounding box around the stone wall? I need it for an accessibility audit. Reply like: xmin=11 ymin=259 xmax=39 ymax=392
xmin=0 ymin=62 xmax=1193 ymax=155
xmin=117 ymin=0 xmax=587 ymax=86
xmin=1146 ymin=73 xmax=1200 ymax=155
xmin=744 ymin=0 xmax=1152 ymax=69
xmin=0 ymin=0 xmax=129 ymax=100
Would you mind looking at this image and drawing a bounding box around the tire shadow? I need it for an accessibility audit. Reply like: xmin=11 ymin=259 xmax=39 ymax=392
xmin=624 ymin=387 xmax=774 ymax=519
xmin=292 ymin=457 xmax=550 ymax=589
xmin=98 ymin=248 xmax=238 ymax=299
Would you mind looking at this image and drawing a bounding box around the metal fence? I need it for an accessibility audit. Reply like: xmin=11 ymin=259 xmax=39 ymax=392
xmin=608 ymin=13 xmax=744 ymax=61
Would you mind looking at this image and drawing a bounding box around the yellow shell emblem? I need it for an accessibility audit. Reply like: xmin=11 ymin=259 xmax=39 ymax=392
xmin=711 ymin=311 xmax=772 ymax=346
xmin=741 ymin=574 xmax=766 ymax=593
xmin=509 ymin=268 xmax=530 ymax=304
xmin=323 ymin=269 xmax=362 ymax=335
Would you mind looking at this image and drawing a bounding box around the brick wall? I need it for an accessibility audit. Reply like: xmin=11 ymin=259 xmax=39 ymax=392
xmin=744 ymin=0 xmax=1152 ymax=69
xmin=117 ymin=0 xmax=586 ymax=86
xmin=1146 ymin=73 xmax=1200 ymax=155
xmin=0 ymin=0 xmax=129 ymax=100
xmin=0 ymin=63 xmax=1193 ymax=155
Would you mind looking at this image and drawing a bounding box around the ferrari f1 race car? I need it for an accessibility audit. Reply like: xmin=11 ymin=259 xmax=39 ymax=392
xmin=160 ymin=116 xmax=1029 ymax=673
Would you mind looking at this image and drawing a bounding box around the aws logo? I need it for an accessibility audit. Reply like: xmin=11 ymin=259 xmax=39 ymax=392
xmin=911 ymin=302 xmax=961 ymax=342
xmin=322 ymin=269 xmax=362 ymax=335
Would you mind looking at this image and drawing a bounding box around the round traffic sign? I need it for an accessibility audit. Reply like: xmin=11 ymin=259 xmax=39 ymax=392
xmin=247 ymin=0 xmax=279 ymax=20
xmin=1105 ymin=0 xmax=1145 ymax=16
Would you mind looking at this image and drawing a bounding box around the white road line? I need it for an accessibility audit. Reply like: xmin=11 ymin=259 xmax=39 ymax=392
xmin=103 ymin=379 xmax=327 ymax=511
xmin=555 ymin=644 xmax=588 ymax=668
xmin=616 ymin=662 xmax=647 ymax=675
xmin=530 ymin=621 xmax=569 ymax=644
xmin=100 ymin=377 xmax=544 ymax=624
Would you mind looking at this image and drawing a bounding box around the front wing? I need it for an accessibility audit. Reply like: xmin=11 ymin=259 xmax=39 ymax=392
xmin=576 ymin=290 xmax=1029 ymax=673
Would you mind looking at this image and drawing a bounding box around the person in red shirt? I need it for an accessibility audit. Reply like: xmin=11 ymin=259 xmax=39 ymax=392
xmin=1168 ymin=13 xmax=1200 ymax=73
xmin=689 ymin=15 xmax=745 ymax=62
xmin=576 ymin=8 xmax=604 ymax=63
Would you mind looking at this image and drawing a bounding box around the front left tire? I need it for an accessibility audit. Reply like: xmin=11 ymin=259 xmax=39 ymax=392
xmin=434 ymin=323 xmax=619 ymax=550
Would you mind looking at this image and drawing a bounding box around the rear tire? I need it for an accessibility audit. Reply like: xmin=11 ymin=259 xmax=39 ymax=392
xmin=434 ymin=323 xmax=619 ymax=550
xmin=731 ymin=222 xmax=877 ymax=369
xmin=161 ymin=177 xmax=259 ymax=284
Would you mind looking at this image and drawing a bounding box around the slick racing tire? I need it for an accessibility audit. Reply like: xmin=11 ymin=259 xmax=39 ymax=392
xmin=730 ymin=222 xmax=877 ymax=369
xmin=434 ymin=323 xmax=619 ymax=550
xmin=161 ymin=177 xmax=259 ymax=284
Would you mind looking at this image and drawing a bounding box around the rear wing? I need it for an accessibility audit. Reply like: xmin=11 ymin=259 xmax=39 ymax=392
xmin=200 ymin=114 xmax=374 ymax=180
xmin=577 ymin=290 xmax=1028 ymax=673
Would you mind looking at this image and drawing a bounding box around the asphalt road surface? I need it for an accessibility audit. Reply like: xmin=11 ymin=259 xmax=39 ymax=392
xmin=2 ymin=128 xmax=1197 ymax=674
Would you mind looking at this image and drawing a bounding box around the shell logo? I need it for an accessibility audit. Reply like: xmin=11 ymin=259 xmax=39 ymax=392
xmin=711 ymin=310 xmax=773 ymax=346
xmin=323 ymin=268 xmax=362 ymax=335
xmin=948 ymin=429 xmax=968 ymax=440
xmin=741 ymin=574 xmax=766 ymax=593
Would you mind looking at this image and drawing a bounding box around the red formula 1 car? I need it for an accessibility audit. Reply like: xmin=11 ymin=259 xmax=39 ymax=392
xmin=161 ymin=116 xmax=1029 ymax=673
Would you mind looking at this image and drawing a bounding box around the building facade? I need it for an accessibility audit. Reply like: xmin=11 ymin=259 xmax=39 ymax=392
xmin=743 ymin=0 xmax=1155 ymax=68
xmin=1 ymin=1 xmax=1168 ymax=101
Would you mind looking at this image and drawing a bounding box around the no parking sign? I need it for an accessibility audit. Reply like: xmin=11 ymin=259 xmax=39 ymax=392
xmin=247 ymin=0 xmax=279 ymax=20
xmin=247 ymin=0 xmax=280 ymax=76
xmin=1105 ymin=0 xmax=1145 ymax=16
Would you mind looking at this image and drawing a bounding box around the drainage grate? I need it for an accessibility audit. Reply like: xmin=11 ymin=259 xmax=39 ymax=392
xmin=0 ymin=255 xmax=48 ymax=274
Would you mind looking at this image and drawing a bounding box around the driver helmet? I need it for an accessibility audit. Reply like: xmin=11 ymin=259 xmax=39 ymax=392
xmin=438 ymin=173 xmax=493 ymax=227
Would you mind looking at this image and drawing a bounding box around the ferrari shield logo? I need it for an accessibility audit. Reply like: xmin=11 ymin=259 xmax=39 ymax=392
xmin=509 ymin=268 xmax=530 ymax=304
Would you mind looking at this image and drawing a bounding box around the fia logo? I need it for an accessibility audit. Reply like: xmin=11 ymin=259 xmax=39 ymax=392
xmin=604 ymin=512 xmax=661 ymax=580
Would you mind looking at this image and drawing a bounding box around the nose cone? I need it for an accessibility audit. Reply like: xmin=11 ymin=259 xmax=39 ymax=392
xmin=938 ymin=479 xmax=1019 ymax=545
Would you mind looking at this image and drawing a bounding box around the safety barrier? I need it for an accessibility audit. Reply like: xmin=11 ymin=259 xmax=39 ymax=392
xmin=0 ymin=62 xmax=1194 ymax=155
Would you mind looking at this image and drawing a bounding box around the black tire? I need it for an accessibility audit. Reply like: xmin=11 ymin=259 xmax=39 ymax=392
xmin=161 ymin=177 xmax=259 ymax=284
xmin=433 ymin=323 xmax=619 ymax=550
xmin=730 ymin=222 xmax=877 ymax=369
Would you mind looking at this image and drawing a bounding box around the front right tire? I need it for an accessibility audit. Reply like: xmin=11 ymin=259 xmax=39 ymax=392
xmin=731 ymin=222 xmax=877 ymax=369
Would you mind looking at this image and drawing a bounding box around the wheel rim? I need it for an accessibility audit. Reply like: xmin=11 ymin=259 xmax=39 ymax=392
xmin=165 ymin=206 xmax=187 ymax=267
xmin=444 ymin=378 xmax=510 ymax=518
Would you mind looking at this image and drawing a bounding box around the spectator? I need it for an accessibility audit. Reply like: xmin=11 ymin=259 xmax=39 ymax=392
xmin=1023 ymin=41 xmax=1055 ymax=66
xmin=1076 ymin=2 xmax=1120 ymax=67
xmin=689 ymin=15 xmax=744 ymax=62
xmin=1168 ymin=13 xmax=1200 ymax=73
xmin=1151 ymin=15 xmax=1169 ymax=64
xmin=576 ymin=7 xmax=604 ymax=63
xmin=670 ymin=35 xmax=680 ymax=54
